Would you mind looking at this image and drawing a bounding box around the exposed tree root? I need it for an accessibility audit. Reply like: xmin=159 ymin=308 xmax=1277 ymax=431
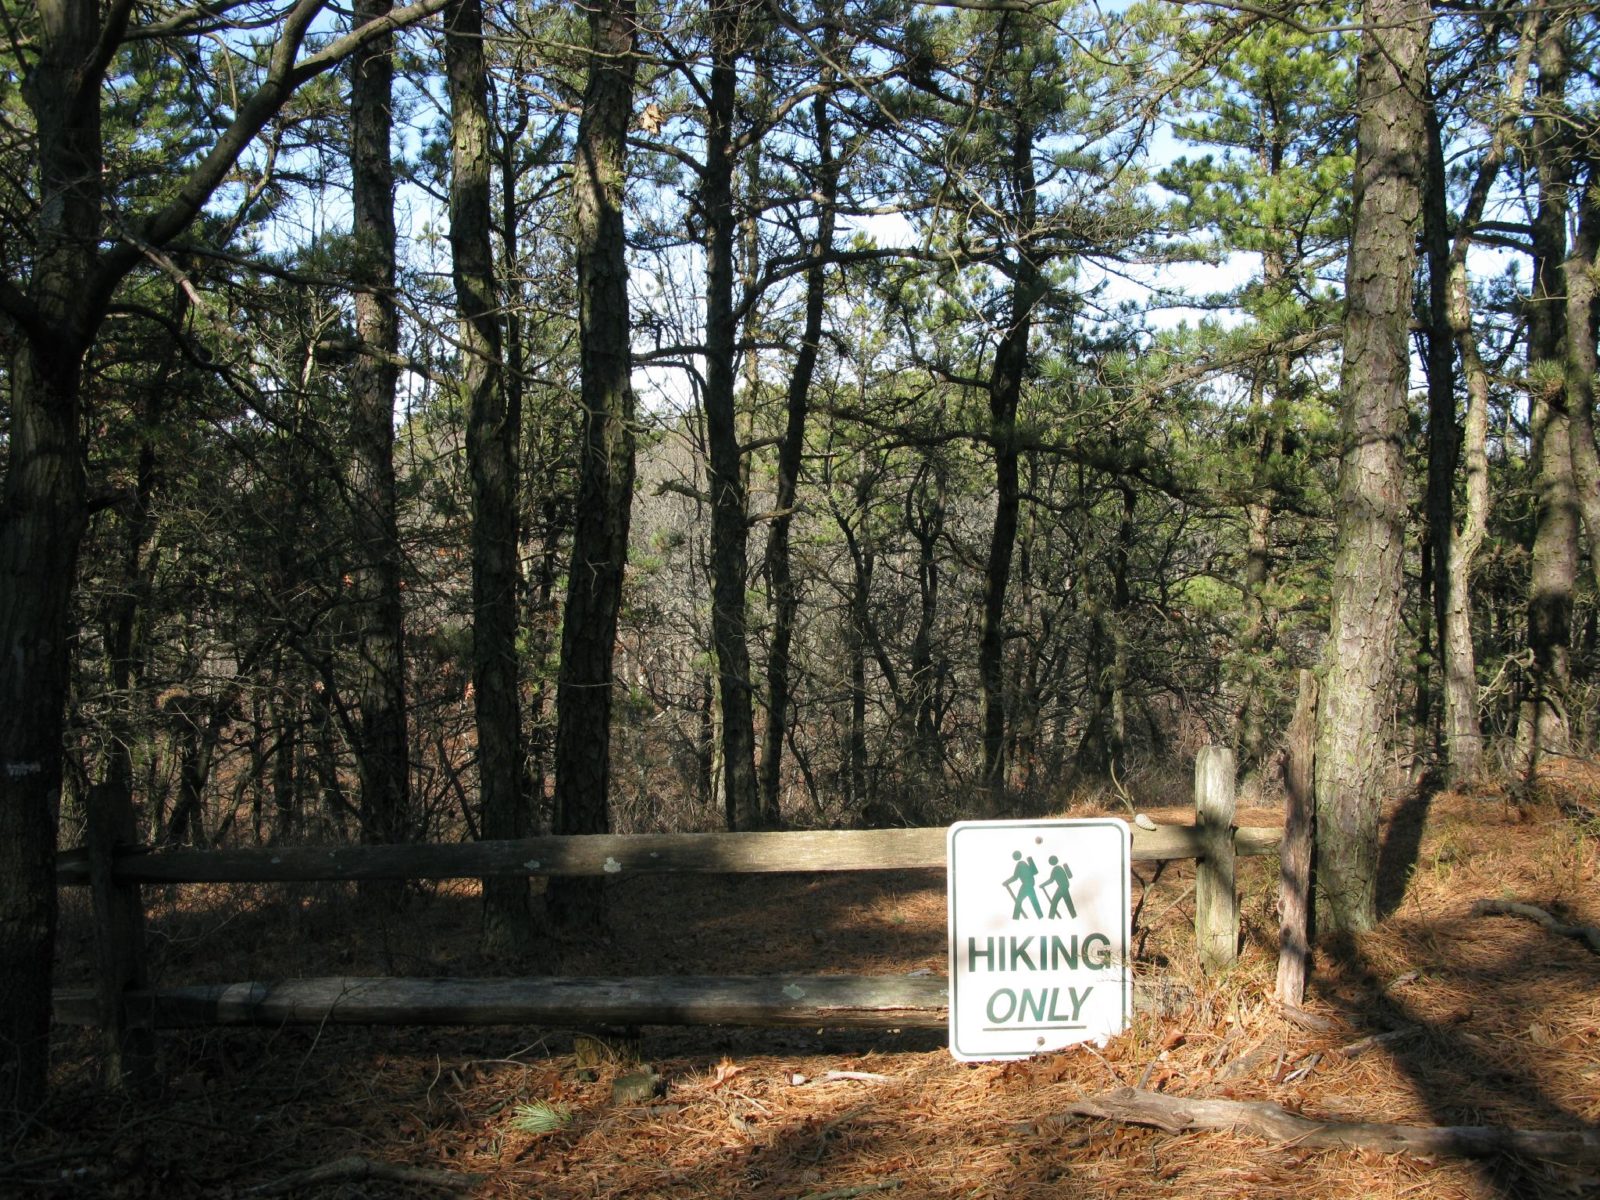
xmin=1061 ymin=1087 xmax=1600 ymax=1162
xmin=1470 ymin=899 xmax=1600 ymax=955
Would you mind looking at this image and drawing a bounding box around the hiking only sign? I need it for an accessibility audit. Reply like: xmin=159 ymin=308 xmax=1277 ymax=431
xmin=946 ymin=818 xmax=1132 ymax=1061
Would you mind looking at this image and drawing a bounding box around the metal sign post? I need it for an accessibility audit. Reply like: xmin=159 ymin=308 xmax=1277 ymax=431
xmin=946 ymin=819 xmax=1131 ymax=1061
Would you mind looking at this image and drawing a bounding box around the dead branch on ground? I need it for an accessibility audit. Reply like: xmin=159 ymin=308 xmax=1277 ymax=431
xmin=1470 ymin=899 xmax=1600 ymax=955
xmin=1060 ymin=1087 xmax=1600 ymax=1163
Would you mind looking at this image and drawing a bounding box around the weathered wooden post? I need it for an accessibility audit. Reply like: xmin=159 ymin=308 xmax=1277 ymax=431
xmin=1275 ymin=671 xmax=1318 ymax=1006
xmin=1194 ymin=745 xmax=1238 ymax=971
xmin=86 ymin=785 xmax=156 ymax=1090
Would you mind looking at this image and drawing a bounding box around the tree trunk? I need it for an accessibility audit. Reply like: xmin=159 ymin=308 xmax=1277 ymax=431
xmin=272 ymin=687 xmax=302 ymax=841
xmin=165 ymin=697 xmax=231 ymax=849
xmin=759 ymin=79 xmax=836 ymax=828
xmin=1566 ymin=167 xmax=1600 ymax=596
xmin=1440 ymin=257 xmax=1493 ymax=782
xmin=979 ymin=116 xmax=1042 ymax=818
xmin=1435 ymin=21 xmax=1535 ymax=783
xmin=1235 ymin=366 xmax=1276 ymax=798
xmin=97 ymin=290 xmax=173 ymax=856
xmin=1 ymin=337 xmax=88 ymax=1118
xmin=1313 ymin=0 xmax=1428 ymax=934
xmin=846 ymin=474 xmax=874 ymax=815
xmin=1522 ymin=20 xmax=1576 ymax=764
xmin=1108 ymin=483 xmax=1135 ymax=779
xmin=703 ymin=7 xmax=760 ymax=831
xmin=0 ymin=0 xmax=103 ymax=1119
xmin=446 ymin=0 xmax=528 ymax=956
xmin=1420 ymin=106 xmax=1456 ymax=766
xmin=349 ymin=0 xmax=412 ymax=898
xmin=908 ymin=464 xmax=946 ymax=778
xmin=552 ymin=0 xmax=638 ymax=929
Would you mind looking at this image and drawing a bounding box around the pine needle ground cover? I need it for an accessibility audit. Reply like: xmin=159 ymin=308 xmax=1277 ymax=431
xmin=23 ymin=771 xmax=1600 ymax=1199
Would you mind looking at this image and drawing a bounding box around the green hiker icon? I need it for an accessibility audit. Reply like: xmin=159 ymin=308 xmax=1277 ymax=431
xmin=1004 ymin=850 xmax=1043 ymax=919
xmin=1044 ymin=855 xmax=1076 ymax=918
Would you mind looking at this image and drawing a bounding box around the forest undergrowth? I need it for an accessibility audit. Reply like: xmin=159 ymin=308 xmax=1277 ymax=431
xmin=14 ymin=763 xmax=1600 ymax=1199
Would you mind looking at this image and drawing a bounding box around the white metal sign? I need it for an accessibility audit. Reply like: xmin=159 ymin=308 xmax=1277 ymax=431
xmin=946 ymin=818 xmax=1131 ymax=1061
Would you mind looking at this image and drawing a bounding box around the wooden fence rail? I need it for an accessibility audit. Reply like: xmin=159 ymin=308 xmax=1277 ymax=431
xmin=58 ymin=750 xmax=1275 ymax=1081
xmin=57 ymin=822 xmax=1283 ymax=886
xmin=56 ymin=975 xmax=956 ymax=1031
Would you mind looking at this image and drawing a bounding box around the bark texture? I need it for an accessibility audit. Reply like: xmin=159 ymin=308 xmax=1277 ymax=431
xmin=1313 ymin=0 xmax=1428 ymax=933
xmin=1420 ymin=104 xmax=1455 ymax=759
xmin=1434 ymin=18 xmax=1533 ymax=782
xmin=759 ymin=82 xmax=836 ymax=828
xmin=349 ymin=0 xmax=412 ymax=876
xmin=1564 ymin=163 xmax=1600 ymax=596
xmin=702 ymin=5 xmax=761 ymax=830
xmin=0 ymin=0 xmax=101 ymax=1119
xmin=552 ymin=0 xmax=639 ymax=927
xmin=446 ymin=0 xmax=528 ymax=954
xmin=1522 ymin=19 xmax=1576 ymax=761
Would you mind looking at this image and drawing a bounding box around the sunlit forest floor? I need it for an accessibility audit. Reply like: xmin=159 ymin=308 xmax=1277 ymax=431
xmin=18 ymin=765 xmax=1600 ymax=1199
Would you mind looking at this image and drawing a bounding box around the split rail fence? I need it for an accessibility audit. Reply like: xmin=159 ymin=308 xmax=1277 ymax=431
xmin=56 ymin=746 xmax=1281 ymax=1080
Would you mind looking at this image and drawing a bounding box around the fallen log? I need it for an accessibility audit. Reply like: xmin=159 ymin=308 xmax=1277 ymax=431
xmin=1061 ymin=1086 xmax=1600 ymax=1162
xmin=1470 ymin=899 xmax=1600 ymax=956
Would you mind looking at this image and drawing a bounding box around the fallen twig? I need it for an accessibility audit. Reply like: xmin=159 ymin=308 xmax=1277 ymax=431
xmin=1281 ymin=1051 xmax=1321 ymax=1084
xmin=1279 ymin=1005 xmax=1340 ymax=1034
xmin=242 ymin=1154 xmax=484 ymax=1196
xmin=1335 ymin=1027 xmax=1419 ymax=1060
xmin=1471 ymin=899 xmax=1600 ymax=955
xmin=1060 ymin=1087 xmax=1600 ymax=1162
xmin=824 ymin=1070 xmax=893 ymax=1084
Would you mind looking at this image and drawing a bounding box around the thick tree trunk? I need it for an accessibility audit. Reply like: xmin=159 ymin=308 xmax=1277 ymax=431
xmin=0 ymin=0 xmax=102 ymax=1119
xmin=703 ymin=9 xmax=761 ymax=831
xmin=1567 ymin=172 xmax=1600 ymax=596
xmin=759 ymin=83 xmax=836 ymax=829
xmin=552 ymin=0 xmax=638 ymax=929
xmin=349 ymin=0 xmax=412 ymax=891
xmin=1313 ymin=0 xmax=1428 ymax=934
xmin=1521 ymin=20 xmax=1576 ymax=764
xmin=1 ymin=342 xmax=88 ymax=1118
xmin=446 ymin=0 xmax=528 ymax=955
